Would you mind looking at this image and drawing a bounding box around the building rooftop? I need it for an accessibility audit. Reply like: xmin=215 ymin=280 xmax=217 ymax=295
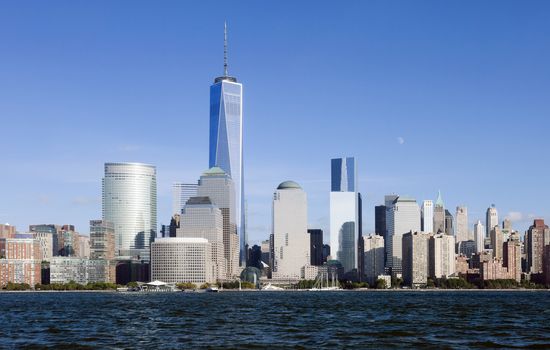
xmin=186 ymin=196 xmax=213 ymax=205
xmin=277 ymin=181 xmax=302 ymax=190
xmin=202 ymin=167 xmax=227 ymax=176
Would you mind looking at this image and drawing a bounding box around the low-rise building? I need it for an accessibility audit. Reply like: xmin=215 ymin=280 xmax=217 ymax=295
xmin=480 ymin=258 xmax=509 ymax=281
xmin=301 ymin=265 xmax=319 ymax=280
xmin=49 ymin=257 xmax=111 ymax=284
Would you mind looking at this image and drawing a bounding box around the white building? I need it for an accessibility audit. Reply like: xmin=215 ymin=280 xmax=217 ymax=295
xmin=78 ymin=235 xmax=90 ymax=259
xmin=474 ymin=220 xmax=485 ymax=253
xmin=272 ymin=181 xmax=309 ymax=279
xmin=387 ymin=196 xmax=421 ymax=276
xmin=402 ymin=231 xmax=430 ymax=288
xmin=150 ymin=237 xmax=214 ymax=284
xmin=455 ymin=206 xmax=469 ymax=244
xmin=330 ymin=157 xmax=358 ymax=273
xmin=197 ymin=167 xmax=239 ymax=278
xmin=177 ymin=196 xmax=225 ymax=281
xmin=486 ymin=205 xmax=498 ymax=237
xmin=172 ymin=182 xmax=198 ymax=215
xmin=49 ymin=257 xmax=110 ymax=284
xmin=102 ymin=162 xmax=157 ymax=260
xmin=429 ymin=233 xmax=456 ymax=279
xmin=363 ymin=234 xmax=385 ymax=285
xmin=421 ymin=200 xmax=434 ymax=234
xmin=301 ymin=265 xmax=319 ymax=280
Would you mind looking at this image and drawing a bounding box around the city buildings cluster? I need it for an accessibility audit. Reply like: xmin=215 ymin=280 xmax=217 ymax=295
xmin=2 ymin=26 xmax=550 ymax=290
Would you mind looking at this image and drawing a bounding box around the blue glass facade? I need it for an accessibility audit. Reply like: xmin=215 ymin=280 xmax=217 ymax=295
xmin=209 ymin=78 xmax=245 ymax=266
xmin=331 ymin=157 xmax=355 ymax=192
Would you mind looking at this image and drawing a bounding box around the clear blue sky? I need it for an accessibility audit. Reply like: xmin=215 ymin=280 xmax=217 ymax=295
xmin=1 ymin=1 xmax=549 ymax=244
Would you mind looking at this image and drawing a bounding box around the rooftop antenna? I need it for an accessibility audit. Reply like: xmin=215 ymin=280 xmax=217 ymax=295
xmin=224 ymin=21 xmax=228 ymax=77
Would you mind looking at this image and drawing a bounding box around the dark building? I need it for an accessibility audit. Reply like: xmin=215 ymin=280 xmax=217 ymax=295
xmin=445 ymin=210 xmax=454 ymax=236
xmin=322 ymin=244 xmax=331 ymax=263
xmin=375 ymin=205 xmax=386 ymax=236
xmin=357 ymin=193 xmax=364 ymax=281
xmin=308 ymin=229 xmax=324 ymax=266
xmin=247 ymin=245 xmax=262 ymax=269
xmin=116 ymin=260 xmax=150 ymax=285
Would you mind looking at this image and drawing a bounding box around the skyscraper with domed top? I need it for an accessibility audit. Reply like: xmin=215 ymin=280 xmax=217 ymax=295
xmin=209 ymin=23 xmax=245 ymax=267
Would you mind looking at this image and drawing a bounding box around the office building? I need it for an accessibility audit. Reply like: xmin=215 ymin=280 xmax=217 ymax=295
xmin=402 ymin=231 xmax=430 ymax=288
xmin=490 ymin=226 xmax=503 ymax=260
xmin=421 ymin=200 xmax=434 ymax=234
xmin=474 ymin=220 xmax=485 ymax=253
xmin=433 ymin=191 xmax=445 ymax=234
xmin=375 ymin=205 xmax=386 ymax=237
xmin=387 ymin=196 xmax=421 ymax=275
xmin=172 ymin=182 xmax=198 ymax=215
xmin=197 ymin=167 xmax=238 ymax=278
xmin=272 ymin=181 xmax=309 ymax=279
xmin=102 ymin=162 xmax=157 ymax=261
xmin=384 ymin=195 xmax=398 ymax=267
xmin=363 ymin=234 xmax=385 ymax=285
xmin=526 ymin=219 xmax=550 ymax=274
xmin=308 ymin=229 xmax=323 ymax=266
xmin=330 ymin=157 xmax=358 ymax=273
xmin=177 ymin=196 xmax=225 ymax=281
xmin=209 ymin=23 xmax=245 ymax=266
xmin=151 ymin=237 xmax=214 ymax=284
xmin=455 ymin=206 xmax=468 ymax=243
xmin=486 ymin=205 xmax=498 ymax=237
xmin=445 ymin=210 xmax=454 ymax=236
xmin=429 ymin=233 xmax=456 ymax=279
xmin=29 ymin=224 xmax=60 ymax=256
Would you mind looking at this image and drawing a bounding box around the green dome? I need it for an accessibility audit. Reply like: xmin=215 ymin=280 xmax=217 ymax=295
xmin=202 ymin=167 xmax=227 ymax=176
xmin=277 ymin=181 xmax=302 ymax=190
xmin=240 ymin=267 xmax=261 ymax=283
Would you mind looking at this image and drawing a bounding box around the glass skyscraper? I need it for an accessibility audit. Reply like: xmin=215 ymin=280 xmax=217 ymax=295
xmin=330 ymin=157 xmax=358 ymax=274
xmin=209 ymin=24 xmax=245 ymax=266
xmin=102 ymin=162 xmax=157 ymax=261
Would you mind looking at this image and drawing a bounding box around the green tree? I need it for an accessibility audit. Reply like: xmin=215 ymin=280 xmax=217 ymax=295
xmin=375 ymin=279 xmax=387 ymax=289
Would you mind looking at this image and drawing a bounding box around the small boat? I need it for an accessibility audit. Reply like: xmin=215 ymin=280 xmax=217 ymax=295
xmin=205 ymin=287 xmax=219 ymax=293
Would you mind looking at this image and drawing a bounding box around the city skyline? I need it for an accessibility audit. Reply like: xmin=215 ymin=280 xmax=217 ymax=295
xmin=1 ymin=2 xmax=550 ymax=245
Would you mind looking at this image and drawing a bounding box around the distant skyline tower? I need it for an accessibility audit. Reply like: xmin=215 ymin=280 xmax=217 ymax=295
xmin=474 ymin=220 xmax=485 ymax=253
xmin=486 ymin=205 xmax=498 ymax=237
xmin=433 ymin=190 xmax=445 ymax=234
xmin=330 ymin=157 xmax=359 ymax=273
xmin=444 ymin=209 xmax=454 ymax=236
xmin=455 ymin=206 xmax=469 ymax=243
xmin=387 ymin=196 xmax=421 ymax=275
xmin=421 ymin=200 xmax=434 ymax=233
xmin=209 ymin=22 xmax=245 ymax=266
xmin=102 ymin=162 xmax=157 ymax=261
xmin=172 ymin=182 xmax=198 ymax=215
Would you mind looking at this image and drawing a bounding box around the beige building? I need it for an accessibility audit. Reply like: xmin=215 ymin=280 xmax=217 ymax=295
xmin=429 ymin=233 xmax=456 ymax=279
xmin=490 ymin=226 xmax=503 ymax=260
xmin=503 ymin=237 xmax=521 ymax=282
xmin=402 ymin=231 xmax=430 ymax=288
xmin=90 ymin=220 xmax=116 ymax=283
xmin=32 ymin=232 xmax=53 ymax=261
xmin=151 ymin=237 xmax=214 ymax=284
xmin=363 ymin=234 xmax=385 ymax=285
xmin=0 ymin=224 xmax=16 ymax=239
xmin=480 ymin=258 xmax=509 ymax=281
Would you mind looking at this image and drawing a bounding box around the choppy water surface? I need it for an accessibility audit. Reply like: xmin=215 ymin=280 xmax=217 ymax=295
xmin=0 ymin=291 xmax=549 ymax=349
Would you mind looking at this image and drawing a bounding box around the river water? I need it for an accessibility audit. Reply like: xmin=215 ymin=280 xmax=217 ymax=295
xmin=0 ymin=290 xmax=549 ymax=349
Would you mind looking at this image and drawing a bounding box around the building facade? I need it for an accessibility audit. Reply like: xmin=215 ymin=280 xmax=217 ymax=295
xmin=308 ymin=229 xmax=324 ymax=266
xmin=387 ymin=196 xmax=421 ymax=276
xmin=474 ymin=220 xmax=485 ymax=253
xmin=402 ymin=231 xmax=430 ymax=288
xmin=433 ymin=191 xmax=445 ymax=234
xmin=363 ymin=234 xmax=385 ymax=285
xmin=526 ymin=219 xmax=550 ymax=274
xmin=421 ymin=200 xmax=434 ymax=234
xmin=172 ymin=182 xmax=198 ymax=215
xmin=455 ymin=206 xmax=468 ymax=244
xmin=486 ymin=205 xmax=499 ymax=237
xmin=102 ymin=162 xmax=157 ymax=261
xmin=429 ymin=233 xmax=456 ymax=279
xmin=272 ymin=181 xmax=309 ymax=279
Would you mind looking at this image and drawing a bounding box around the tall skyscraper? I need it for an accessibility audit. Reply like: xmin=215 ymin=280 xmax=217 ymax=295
xmin=429 ymin=233 xmax=456 ymax=279
xmin=172 ymin=182 xmax=198 ymax=215
xmin=526 ymin=219 xmax=550 ymax=274
xmin=384 ymin=195 xmax=398 ymax=267
xmin=102 ymin=162 xmax=157 ymax=261
xmin=177 ymin=196 xmax=225 ymax=281
xmin=375 ymin=205 xmax=386 ymax=236
xmin=455 ymin=206 xmax=468 ymax=243
xmin=387 ymin=196 xmax=421 ymax=275
xmin=272 ymin=181 xmax=309 ymax=278
xmin=196 ymin=167 xmax=238 ymax=278
xmin=486 ymin=205 xmax=498 ymax=237
xmin=433 ymin=191 xmax=445 ymax=234
xmin=330 ymin=157 xmax=358 ymax=273
xmin=444 ymin=209 xmax=454 ymax=236
xmin=490 ymin=226 xmax=503 ymax=260
xmin=402 ymin=231 xmax=429 ymax=287
xmin=474 ymin=220 xmax=485 ymax=253
xmin=308 ymin=229 xmax=323 ymax=266
xmin=421 ymin=200 xmax=434 ymax=233
xmin=209 ymin=23 xmax=245 ymax=266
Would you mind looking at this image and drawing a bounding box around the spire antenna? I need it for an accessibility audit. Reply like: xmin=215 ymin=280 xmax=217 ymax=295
xmin=224 ymin=21 xmax=228 ymax=77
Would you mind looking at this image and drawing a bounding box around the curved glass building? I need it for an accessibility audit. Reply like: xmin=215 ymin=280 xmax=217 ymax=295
xmin=102 ymin=162 xmax=157 ymax=261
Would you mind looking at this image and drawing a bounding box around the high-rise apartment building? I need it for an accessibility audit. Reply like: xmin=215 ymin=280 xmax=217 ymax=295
xmin=433 ymin=191 xmax=445 ymax=234
xmin=29 ymin=224 xmax=60 ymax=256
xmin=503 ymin=234 xmax=521 ymax=282
xmin=102 ymin=162 xmax=157 ymax=261
xmin=429 ymin=233 xmax=456 ymax=279
xmin=209 ymin=23 xmax=245 ymax=266
xmin=90 ymin=220 xmax=115 ymax=260
xmin=490 ymin=226 xmax=503 ymax=260
xmin=526 ymin=219 xmax=550 ymax=274
xmin=330 ymin=157 xmax=358 ymax=273
xmin=363 ymin=234 xmax=385 ymax=285
xmin=486 ymin=205 xmax=498 ymax=237
xmin=172 ymin=182 xmax=198 ymax=215
xmin=196 ymin=167 xmax=238 ymax=278
xmin=177 ymin=196 xmax=225 ymax=281
xmin=387 ymin=196 xmax=421 ymax=275
xmin=272 ymin=181 xmax=309 ymax=279
xmin=0 ymin=238 xmax=42 ymax=288
xmin=455 ymin=206 xmax=468 ymax=243
xmin=474 ymin=220 xmax=485 ymax=253
xmin=402 ymin=231 xmax=430 ymax=288
xmin=421 ymin=200 xmax=434 ymax=234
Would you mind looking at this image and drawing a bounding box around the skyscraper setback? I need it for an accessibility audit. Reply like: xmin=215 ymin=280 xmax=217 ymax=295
xmin=209 ymin=23 xmax=245 ymax=266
